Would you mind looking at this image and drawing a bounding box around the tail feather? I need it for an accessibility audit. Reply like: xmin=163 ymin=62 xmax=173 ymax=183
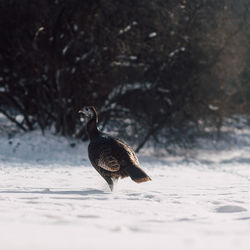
xmin=125 ymin=166 xmax=151 ymax=183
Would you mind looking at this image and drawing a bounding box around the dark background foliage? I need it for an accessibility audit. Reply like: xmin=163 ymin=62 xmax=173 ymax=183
xmin=0 ymin=0 xmax=249 ymax=151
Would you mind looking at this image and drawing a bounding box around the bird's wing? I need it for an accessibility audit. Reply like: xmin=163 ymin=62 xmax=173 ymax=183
xmin=98 ymin=147 xmax=120 ymax=172
xmin=115 ymin=138 xmax=140 ymax=166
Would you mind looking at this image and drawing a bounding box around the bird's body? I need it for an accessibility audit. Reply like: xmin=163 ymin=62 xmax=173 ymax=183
xmin=79 ymin=106 xmax=151 ymax=191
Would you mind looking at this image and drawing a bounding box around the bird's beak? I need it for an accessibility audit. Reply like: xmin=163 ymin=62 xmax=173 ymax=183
xmin=78 ymin=110 xmax=84 ymax=114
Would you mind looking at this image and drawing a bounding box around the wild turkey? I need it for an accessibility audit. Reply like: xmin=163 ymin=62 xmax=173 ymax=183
xmin=78 ymin=106 xmax=151 ymax=191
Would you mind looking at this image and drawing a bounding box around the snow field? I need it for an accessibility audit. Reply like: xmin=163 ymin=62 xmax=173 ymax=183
xmin=0 ymin=130 xmax=250 ymax=250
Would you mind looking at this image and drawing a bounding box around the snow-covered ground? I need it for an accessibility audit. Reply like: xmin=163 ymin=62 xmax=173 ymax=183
xmin=0 ymin=128 xmax=250 ymax=250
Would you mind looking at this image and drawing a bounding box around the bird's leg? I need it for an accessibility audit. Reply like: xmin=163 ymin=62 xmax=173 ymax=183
xmin=111 ymin=177 xmax=119 ymax=191
xmin=102 ymin=176 xmax=114 ymax=191
xmin=98 ymin=167 xmax=119 ymax=191
xmin=112 ymin=176 xmax=119 ymax=185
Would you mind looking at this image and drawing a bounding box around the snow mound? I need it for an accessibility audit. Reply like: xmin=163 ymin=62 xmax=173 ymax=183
xmin=0 ymin=130 xmax=88 ymax=164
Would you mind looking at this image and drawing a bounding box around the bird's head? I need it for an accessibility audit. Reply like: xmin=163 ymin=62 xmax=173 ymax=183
xmin=78 ymin=106 xmax=98 ymax=122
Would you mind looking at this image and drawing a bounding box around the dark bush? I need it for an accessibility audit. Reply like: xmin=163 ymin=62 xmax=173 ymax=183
xmin=0 ymin=0 xmax=249 ymax=150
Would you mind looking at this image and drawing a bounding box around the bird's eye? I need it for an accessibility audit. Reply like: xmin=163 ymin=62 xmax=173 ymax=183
xmin=86 ymin=108 xmax=89 ymax=111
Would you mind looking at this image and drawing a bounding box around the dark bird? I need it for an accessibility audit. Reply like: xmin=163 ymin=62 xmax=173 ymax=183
xmin=79 ymin=106 xmax=151 ymax=191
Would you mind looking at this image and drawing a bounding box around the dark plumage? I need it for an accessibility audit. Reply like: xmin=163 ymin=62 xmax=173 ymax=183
xmin=79 ymin=106 xmax=151 ymax=191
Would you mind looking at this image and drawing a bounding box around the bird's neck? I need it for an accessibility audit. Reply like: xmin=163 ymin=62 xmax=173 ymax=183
xmin=87 ymin=114 xmax=99 ymax=140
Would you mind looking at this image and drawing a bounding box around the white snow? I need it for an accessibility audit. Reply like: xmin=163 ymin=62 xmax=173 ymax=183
xmin=149 ymin=32 xmax=157 ymax=38
xmin=0 ymin=129 xmax=250 ymax=250
xmin=119 ymin=25 xmax=131 ymax=35
xmin=169 ymin=47 xmax=186 ymax=58
xmin=73 ymin=24 xmax=78 ymax=32
xmin=15 ymin=115 xmax=24 ymax=123
xmin=129 ymin=55 xmax=137 ymax=60
xmin=62 ymin=40 xmax=74 ymax=56
xmin=208 ymin=104 xmax=219 ymax=111
xmin=62 ymin=45 xmax=69 ymax=55
xmin=104 ymin=82 xmax=152 ymax=108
